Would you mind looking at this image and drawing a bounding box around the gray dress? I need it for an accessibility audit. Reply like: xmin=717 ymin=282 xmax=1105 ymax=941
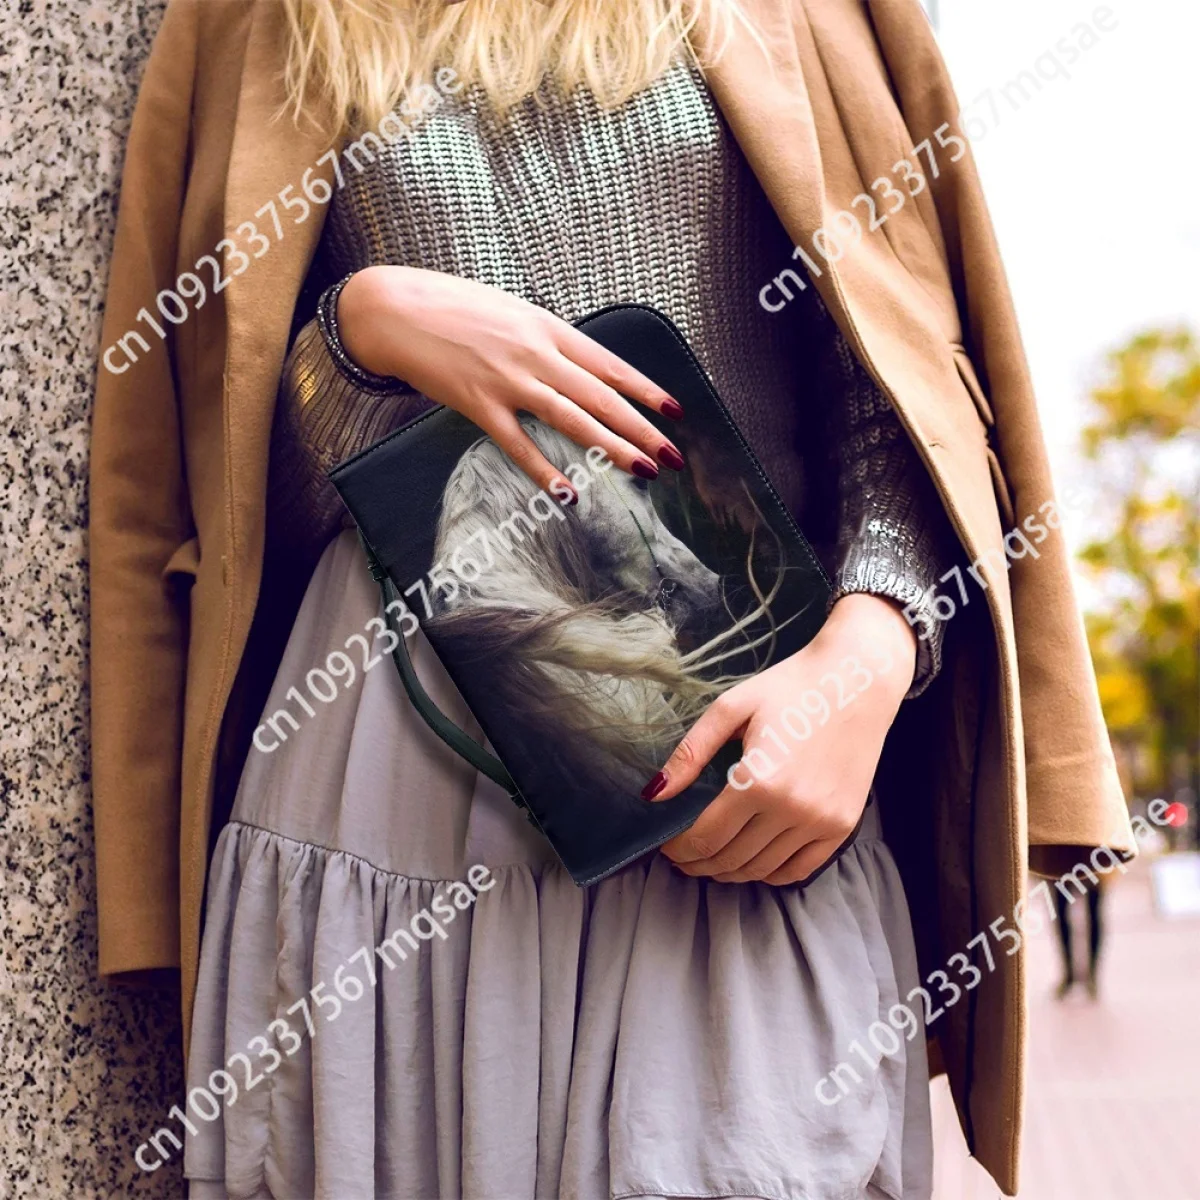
xmin=185 ymin=57 xmax=946 ymax=1200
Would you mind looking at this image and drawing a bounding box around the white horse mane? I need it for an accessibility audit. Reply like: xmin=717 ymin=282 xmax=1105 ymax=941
xmin=427 ymin=418 xmax=792 ymax=789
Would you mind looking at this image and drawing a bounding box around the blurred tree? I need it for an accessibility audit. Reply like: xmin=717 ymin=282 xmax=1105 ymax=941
xmin=1078 ymin=328 xmax=1199 ymax=829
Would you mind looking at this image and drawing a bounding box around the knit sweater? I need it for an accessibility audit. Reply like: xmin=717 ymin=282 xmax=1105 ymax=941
xmin=267 ymin=56 xmax=952 ymax=690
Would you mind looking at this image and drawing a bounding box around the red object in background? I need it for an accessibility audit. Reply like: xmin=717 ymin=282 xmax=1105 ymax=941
xmin=1163 ymin=802 xmax=1189 ymax=827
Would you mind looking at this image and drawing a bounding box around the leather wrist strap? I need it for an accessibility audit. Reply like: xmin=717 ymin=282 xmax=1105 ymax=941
xmin=360 ymin=533 xmax=522 ymax=801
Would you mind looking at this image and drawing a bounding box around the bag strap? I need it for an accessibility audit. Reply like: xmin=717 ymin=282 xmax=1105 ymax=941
xmin=360 ymin=533 xmax=521 ymax=799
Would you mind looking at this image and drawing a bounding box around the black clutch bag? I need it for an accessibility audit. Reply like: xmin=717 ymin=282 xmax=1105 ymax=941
xmin=329 ymin=304 xmax=832 ymax=885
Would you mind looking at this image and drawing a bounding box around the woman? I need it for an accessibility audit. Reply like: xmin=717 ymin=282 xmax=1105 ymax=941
xmin=187 ymin=2 xmax=950 ymax=1194
xmin=90 ymin=1 xmax=1135 ymax=1197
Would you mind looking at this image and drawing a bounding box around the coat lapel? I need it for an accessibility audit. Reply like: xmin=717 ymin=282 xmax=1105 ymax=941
xmin=221 ymin=0 xmax=339 ymax=598
xmin=701 ymin=0 xmax=1011 ymax=590
xmin=691 ymin=0 xmax=828 ymax=281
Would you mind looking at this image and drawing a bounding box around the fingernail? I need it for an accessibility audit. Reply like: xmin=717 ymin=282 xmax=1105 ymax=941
xmin=640 ymin=770 xmax=668 ymax=801
xmin=661 ymin=398 xmax=684 ymax=421
xmin=657 ymin=443 xmax=685 ymax=471
xmin=632 ymin=458 xmax=659 ymax=481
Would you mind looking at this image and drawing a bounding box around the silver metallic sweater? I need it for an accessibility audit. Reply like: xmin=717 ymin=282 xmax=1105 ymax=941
xmin=269 ymin=57 xmax=952 ymax=692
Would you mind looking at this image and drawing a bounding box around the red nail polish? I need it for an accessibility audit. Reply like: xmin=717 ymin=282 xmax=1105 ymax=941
xmin=657 ymin=444 xmax=685 ymax=471
xmin=632 ymin=459 xmax=659 ymax=481
xmin=641 ymin=771 xmax=668 ymax=801
xmin=661 ymin=399 xmax=684 ymax=421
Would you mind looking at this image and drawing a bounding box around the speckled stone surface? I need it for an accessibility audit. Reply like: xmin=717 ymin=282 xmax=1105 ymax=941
xmin=0 ymin=2 xmax=185 ymax=1197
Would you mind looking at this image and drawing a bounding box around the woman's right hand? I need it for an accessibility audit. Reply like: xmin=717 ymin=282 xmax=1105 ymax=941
xmin=337 ymin=265 xmax=686 ymax=496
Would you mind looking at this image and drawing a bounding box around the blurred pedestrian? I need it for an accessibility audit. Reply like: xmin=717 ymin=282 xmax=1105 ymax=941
xmin=1054 ymin=875 xmax=1108 ymax=999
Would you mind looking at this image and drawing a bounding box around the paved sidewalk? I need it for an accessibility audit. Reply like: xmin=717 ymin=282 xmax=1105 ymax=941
xmin=931 ymin=854 xmax=1200 ymax=1199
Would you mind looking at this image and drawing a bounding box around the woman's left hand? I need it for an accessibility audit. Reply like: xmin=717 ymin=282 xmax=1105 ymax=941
xmin=647 ymin=593 xmax=918 ymax=885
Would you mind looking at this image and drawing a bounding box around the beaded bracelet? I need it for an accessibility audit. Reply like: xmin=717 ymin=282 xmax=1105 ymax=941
xmin=315 ymin=273 xmax=410 ymax=394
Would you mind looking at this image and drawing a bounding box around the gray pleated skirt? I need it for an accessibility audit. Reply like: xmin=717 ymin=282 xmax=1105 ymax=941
xmin=184 ymin=530 xmax=933 ymax=1200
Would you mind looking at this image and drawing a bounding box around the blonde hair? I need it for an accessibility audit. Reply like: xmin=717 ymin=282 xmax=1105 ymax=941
xmin=281 ymin=0 xmax=753 ymax=130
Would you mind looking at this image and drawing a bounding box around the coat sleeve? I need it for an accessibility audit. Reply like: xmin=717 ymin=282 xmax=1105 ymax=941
xmin=867 ymin=0 xmax=1134 ymax=870
xmin=89 ymin=0 xmax=200 ymax=979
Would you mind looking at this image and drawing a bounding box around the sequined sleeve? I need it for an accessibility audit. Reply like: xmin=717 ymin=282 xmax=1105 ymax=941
xmin=821 ymin=325 xmax=955 ymax=698
xmin=265 ymin=280 xmax=427 ymax=570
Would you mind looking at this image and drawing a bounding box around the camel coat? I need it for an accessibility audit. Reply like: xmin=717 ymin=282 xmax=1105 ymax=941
xmin=88 ymin=0 xmax=1133 ymax=1191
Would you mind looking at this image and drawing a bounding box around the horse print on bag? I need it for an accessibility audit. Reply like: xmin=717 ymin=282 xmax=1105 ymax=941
xmin=423 ymin=415 xmax=814 ymax=806
xmin=331 ymin=304 xmax=832 ymax=882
